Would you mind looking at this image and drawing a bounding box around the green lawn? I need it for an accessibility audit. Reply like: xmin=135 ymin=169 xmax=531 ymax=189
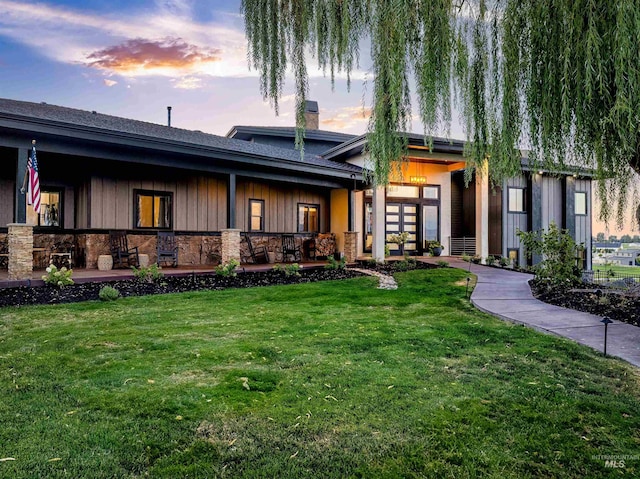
xmin=1 ymin=269 xmax=639 ymax=478
xmin=593 ymin=264 xmax=640 ymax=275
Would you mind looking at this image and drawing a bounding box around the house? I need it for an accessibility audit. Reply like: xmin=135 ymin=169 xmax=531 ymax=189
xmin=0 ymin=97 xmax=592 ymax=274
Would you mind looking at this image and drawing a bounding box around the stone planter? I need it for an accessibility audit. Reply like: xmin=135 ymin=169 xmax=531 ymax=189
xmin=138 ymin=254 xmax=149 ymax=268
xmin=268 ymin=252 xmax=276 ymax=263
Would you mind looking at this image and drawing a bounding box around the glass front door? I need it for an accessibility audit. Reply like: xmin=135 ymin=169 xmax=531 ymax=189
xmin=386 ymin=203 xmax=418 ymax=255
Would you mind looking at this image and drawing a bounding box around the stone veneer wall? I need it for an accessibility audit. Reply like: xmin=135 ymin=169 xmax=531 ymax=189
xmin=221 ymin=229 xmax=241 ymax=264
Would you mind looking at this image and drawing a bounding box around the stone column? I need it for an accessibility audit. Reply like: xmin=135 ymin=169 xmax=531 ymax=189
xmin=344 ymin=231 xmax=359 ymax=264
xmin=8 ymin=223 xmax=33 ymax=280
xmin=221 ymin=229 xmax=241 ymax=264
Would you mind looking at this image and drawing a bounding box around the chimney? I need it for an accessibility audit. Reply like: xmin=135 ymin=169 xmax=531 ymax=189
xmin=167 ymin=106 xmax=172 ymax=127
xmin=304 ymin=100 xmax=319 ymax=130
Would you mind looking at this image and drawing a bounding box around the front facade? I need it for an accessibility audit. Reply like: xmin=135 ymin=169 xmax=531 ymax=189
xmin=1 ymin=98 xmax=592 ymax=272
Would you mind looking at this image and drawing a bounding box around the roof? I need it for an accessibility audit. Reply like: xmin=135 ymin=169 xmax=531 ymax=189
xmin=227 ymin=125 xmax=357 ymax=144
xmin=0 ymin=98 xmax=362 ymax=177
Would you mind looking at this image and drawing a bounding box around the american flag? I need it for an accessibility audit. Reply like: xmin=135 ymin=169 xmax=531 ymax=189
xmin=27 ymin=144 xmax=40 ymax=214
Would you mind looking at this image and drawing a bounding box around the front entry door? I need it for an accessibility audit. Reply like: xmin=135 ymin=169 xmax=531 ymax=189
xmin=386 ymin=203 xmax=418 ymax=255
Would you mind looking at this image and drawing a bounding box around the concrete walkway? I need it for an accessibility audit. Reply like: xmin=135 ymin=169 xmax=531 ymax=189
xmin=442 ymin=258 xmax=640 ymax=368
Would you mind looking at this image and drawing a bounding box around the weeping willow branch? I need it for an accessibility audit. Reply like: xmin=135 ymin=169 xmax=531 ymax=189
xmin=242 ymin=0 xmax=640 ymax=227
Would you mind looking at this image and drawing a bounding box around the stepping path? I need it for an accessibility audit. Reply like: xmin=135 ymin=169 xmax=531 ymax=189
xmin=350 ymin=268 xmax=398 ymax=290
xmin=422 ymin=258 xmax=640 ymax=368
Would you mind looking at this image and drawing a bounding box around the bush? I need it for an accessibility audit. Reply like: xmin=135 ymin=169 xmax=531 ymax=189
xmin=215 ymin=259 xmax=240 ymax=277
xmin=436 ymin=260 xmax=449 ymax=268
xmin=485 ymin=255 xmax=496 ymax=266
xmin=471 ymin=255 xmax=482 ymax=264
xmin=499 ymin=256 xmax=510 ymax=267
xmin=325 ymin=256 xmax=346 ymax=270
xmin=98 ymin=285 xmax=120 ymax=301
xmin=274 ymin=263 xmax=301 ymax=277
xmin=42 ymin=264 xmax=74 ymax=287
xmin=461 ymin=253 xmax=471 ymax=263
xmin=132 ymin=264 xmax=163 ymax=283
xmin=517 ymin=222 xmax=582 ymax=286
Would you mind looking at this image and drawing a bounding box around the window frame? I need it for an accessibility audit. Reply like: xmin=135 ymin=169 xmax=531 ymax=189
xmin=575 ymin=191 xmax=587 ymax=216
xmin=297 ymin=203 xmax=320 ymax=233
xmin=249 ymin=198 xmax=265 ymax=232
xmin=507 ymin=187 xmax=527 ymax=213
xmin=32 ymin=187 xmax=63 ymax=228
xmin=134 ymin=189 xmax=173 ymax=230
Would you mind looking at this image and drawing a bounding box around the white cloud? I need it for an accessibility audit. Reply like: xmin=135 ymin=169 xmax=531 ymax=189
xmin=103 ymin=79 xmax=118 ymax=87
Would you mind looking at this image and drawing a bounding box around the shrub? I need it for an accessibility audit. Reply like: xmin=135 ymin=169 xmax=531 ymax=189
xmin=436 ymin=260 xmax=449 ymax=267
xmin=274 ymin=263 xmax=301 ymax=277
xmin=517 ymin=222 xmax=582 ymax=286
xmin=471 ymin=255 xmax=482 ymax=264
xmin=325 ymin=256 xmax=346 ymax=270
xmin=42 ymin=264 xmax=74 ymax=287
xmin=132 ymin=263 xmax=164 ymax=283
xmin=99 ymin=285 xmax=120 ymax=301
xmin=461 ymin=253 xmax=471 ymax=263
xmin=499 ymin=256 xmax=510 ymax=267
xmin=485 ymin=255 xmax=496 ymax=266
xmin=215 ymin=259 xmax=240 ymax=277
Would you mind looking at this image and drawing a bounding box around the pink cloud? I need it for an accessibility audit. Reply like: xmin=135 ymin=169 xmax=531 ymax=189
xmin=86 ymin=37 xmax=221 ymax=74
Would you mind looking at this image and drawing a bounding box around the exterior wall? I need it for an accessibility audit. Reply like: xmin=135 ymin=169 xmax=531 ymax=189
xmin=235 ymin=179 xmax=329 ymax=233
xmin=330 ymin=189 xmax=349 ymax=253
xmin=0 ymin=146 xmax=16 ymax=226
xmin=354 ymin=190 xmax=364 ymax=255
xmin=89 ymin=174 xmax=227 ymax=231
xmin=574 ymin=178 xmax=592 ymax=269
xmin=542 ymin=176 xmax=563 ymax=227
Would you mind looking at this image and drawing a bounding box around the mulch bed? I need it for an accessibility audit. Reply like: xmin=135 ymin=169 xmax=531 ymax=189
xmin=0 ymin=268 xmax=365 ymax=308
xmin=530 ymin=280 xmax=640 ymax=327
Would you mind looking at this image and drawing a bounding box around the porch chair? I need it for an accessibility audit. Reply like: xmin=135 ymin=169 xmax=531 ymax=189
xmin=109 ymin=231 xmax=139 ymax=268
xmin=278 ymin=234 xmax=302 ymax=262
xmin=49 ymin=240 xmax=75 ymax=269
xmin=243 ymin=235 xmax=269 ymax=264
xmin=157 ymin=231 xmax=179 ymax=267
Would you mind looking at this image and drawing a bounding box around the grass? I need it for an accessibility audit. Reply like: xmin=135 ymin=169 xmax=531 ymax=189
xmin=593 ymin=264 xmax=640 ymax=275
xmin=1 ymin=268 xmax=639 ymax=478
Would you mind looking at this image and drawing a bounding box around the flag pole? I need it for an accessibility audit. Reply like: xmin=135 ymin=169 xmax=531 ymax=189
xmin=19 ymin=140 xmax=36 ymax=194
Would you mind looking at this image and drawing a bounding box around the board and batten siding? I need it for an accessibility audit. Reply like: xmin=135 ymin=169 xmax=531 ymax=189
xmin=235 ymin=180 xmax=329 ymax=233
xmin=503 ymin=175 xmax=528 ymax=263
xmin=89 ymin=175 xmax=227 ymax=231
xmin=541 ymin=176 xmax=563 ymax=228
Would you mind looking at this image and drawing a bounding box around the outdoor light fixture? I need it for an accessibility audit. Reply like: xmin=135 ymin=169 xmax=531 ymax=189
xmin=466 ymin=276 xmax=471 ymax=298
xmin=538 ymin=170 xmax=544 ymax=175
xmin=601 ymin=317 xmax=613 ymax=357
xmin=409 ymin=176 xmax=427 ymax=184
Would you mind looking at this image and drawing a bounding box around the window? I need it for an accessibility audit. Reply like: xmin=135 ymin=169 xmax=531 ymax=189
xmin=135 ymin=190 xmax=172 ymax=229
xmin=422 ymin=205 xmax=439 ymax=241
xmin=508 ymin=187 xmax=526 ymax=213
xmin=249 ymin=199 xmax=265 ymax=232
xmin=27 ymin=189 xmax=62 ymax=227
xmin=575 ymin=192 xmax=587 ymax=215
xmin=364 ymin=202 xmax=373 ymax=251
xmin=423 ymin=185 xmax=440 ymax=200
xmin=298 ymin=204 xmax=319 ymax=232
xmin=387 ymin=185 xmax=419 ymax=198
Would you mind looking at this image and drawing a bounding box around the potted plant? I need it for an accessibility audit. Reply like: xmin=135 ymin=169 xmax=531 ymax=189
xmin=387 ymin=232 xmax=410 ymax=256
xmin=425 ymin=240 xmax=443 ymax=257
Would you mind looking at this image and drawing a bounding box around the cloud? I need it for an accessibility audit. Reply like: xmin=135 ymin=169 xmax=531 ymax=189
xmin=87 ymin=38 xmax=221 ymax=75
xmin=323 ymin=106 xmax=371 ymax=130
xmin=103 ymin=79 xmax=118 ymax=87
xmin=171 ymin=76 xmax=204 ymax=90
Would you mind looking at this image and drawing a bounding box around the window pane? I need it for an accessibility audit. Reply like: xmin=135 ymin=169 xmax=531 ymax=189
xmin=509 ymin=188 xmax=524 ymax=212
xmin=138 ymin=195 xmax=154 ymax=227
xmin=423 ymin=205 xmax=438 ymax=241
xmin=308 ymin=207 xmax=318 ymax=232
xmin=423 ymin=186 xmax=439 ymax=199
xmin=251 ymin=201 xmax=263 ymax=216
xmin=40 ymin=191 xmax=60 ymax=227
xmin=387 ymin=185 xmax=419 ymax=198
xmin=251 ymin=216 xmax=262 ymax=231
xmin=575 ymin=192 xmax=586 ymax=215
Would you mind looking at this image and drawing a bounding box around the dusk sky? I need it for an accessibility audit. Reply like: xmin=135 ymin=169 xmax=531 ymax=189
xmin=0 ymin=0 xmax=636 ymax=234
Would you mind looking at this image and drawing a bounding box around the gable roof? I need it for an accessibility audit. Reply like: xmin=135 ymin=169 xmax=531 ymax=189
xmin=0 ymin=98 xmax=362 ymax=180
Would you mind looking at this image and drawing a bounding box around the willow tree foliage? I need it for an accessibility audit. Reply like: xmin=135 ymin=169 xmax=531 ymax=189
xmin=241 ymin=0 xmax=640 ymax=226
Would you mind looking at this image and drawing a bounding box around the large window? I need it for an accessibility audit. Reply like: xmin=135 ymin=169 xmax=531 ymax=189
xmin=27 ymin=188 xmax=62 ymax=227
xmin=298 ymin=204 xmax=319 ymax=232
xmin=135 ymin=190 xmax=172 ymax=229
xmin=508 ymin=187 xmax=526 ymax=213
xmin=249 ymin=199 xmax=265 ymax=232
xmin=575 ymin=192 xmax=587 ymax=215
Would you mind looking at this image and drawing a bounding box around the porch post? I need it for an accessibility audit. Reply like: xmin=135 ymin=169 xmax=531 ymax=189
xmin=344 ymin=231 xmax=358 ymax=264
xmin=227 ymin=173 xmax=236 ymax=229
xmin=15 ymin=147 xmax=28 ymax=224
xmin=7 ymin=223 xmax=33 ymax=281
xmin=371 ymin=185 xmax=386 ymax=261
xmin=475 ymin=168 xmax=489 ymax=262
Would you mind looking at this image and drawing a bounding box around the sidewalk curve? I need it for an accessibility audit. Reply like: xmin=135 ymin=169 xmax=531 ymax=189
xmin=429 ymin=258 xmax=640 ymax=368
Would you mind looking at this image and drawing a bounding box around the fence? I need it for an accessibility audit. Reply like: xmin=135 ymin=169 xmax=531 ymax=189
xmin=449 ymin=237 xmax=476 ymax=256
xmin=583 ymin=270 xmax=640 ymax=286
